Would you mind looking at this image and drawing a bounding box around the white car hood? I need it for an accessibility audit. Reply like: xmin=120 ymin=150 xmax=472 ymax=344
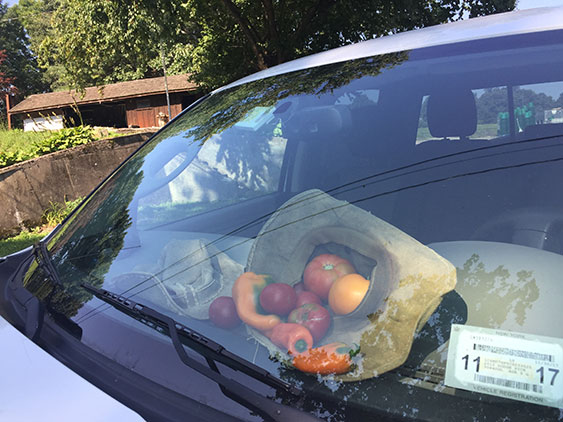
xmin=0 ymin=315 xmax=144 ymax=422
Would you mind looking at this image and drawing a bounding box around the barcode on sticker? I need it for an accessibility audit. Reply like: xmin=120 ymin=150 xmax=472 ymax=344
xmin=474 ymin=374 xmax=544 ymax=394
xmin=474 ymin=343 xmax=554 ymax=362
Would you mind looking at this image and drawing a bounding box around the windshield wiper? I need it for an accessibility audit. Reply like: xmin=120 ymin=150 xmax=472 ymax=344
xmin=33 ymin=242 xmax=63 ymax=287
xmin=81 ymin=283 xmax=320 ymax=422
xmin=10 ymin=242 xmax=61 ymax=340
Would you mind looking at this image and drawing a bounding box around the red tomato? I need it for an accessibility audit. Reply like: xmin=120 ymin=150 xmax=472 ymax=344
xmin=296 ymin=291 xmax=322 ymax=307
xmin=293 ymin=281 xmax=306 ymax=294
xmin=259 ymin=283 xmax=297 ymax=316
xmin=303 ymin=254 xmax=355 ymax=301
xmin=209 ymin=296 xmax=242 ymax=329
xmin=288 ymin=303 xmax=331 ymax=344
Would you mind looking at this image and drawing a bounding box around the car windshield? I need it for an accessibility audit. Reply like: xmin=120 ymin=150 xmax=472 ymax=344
xmin=23 ymin=30 xmax=563 ymax=420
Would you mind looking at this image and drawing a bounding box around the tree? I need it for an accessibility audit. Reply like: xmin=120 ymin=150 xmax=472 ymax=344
xmin=13 ymin=0 xmax=66 ymax=90
xmin=42 ymin=0 xmax=516 ymax=91
xmin=0 ymin=1 xmax=46 ymax=95
xmin=0 ymin=50 xmax=12 ymax=93
xmin=38 ymin=0 xmax=197 ymax=91
xmin=0 ymin=0 xmax=47 ymax=120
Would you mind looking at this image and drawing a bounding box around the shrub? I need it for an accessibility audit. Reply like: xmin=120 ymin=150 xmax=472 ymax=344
xmin=34 ymin=125 xmax=96 ymax=156
xmin=0 ymin=151 xmax=20 ymax=167
xmin=42 ymin=197 xmax=84 ymax=227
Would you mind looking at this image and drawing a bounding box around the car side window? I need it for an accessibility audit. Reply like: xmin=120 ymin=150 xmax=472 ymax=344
xmin=416 ymin=81 xmax=563 ymax=145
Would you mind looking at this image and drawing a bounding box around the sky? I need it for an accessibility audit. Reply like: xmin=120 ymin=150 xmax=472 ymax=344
xmin=516 ymin=0 xmax=563 ymax=8
xmin=4 ymin=0 xmax=563 ymax=8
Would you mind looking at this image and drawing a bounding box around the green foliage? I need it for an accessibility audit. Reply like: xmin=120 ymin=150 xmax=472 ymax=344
xmin=42 ymin=197 xmax=83 ymax=227
xmin=0 ymin=228 xmax=48 ymax=257
xmin=0 ymin=126 xmax=47 ymax=159
xmin=38 ymin=0 xmax=191 ymax=90
xmin=0 ymin=195 xmax=82 ymax=260
xmin=13 ymin=0 xmax=65 ymax=90
xmin=39 ymin=0 xmax=516 ymax=92
xmin=0 ymin=1 xmax=47 ymax=104
xmin=159 ymin=52 xmax=409 ymax=145
xmin=0 ymin=125 xmax=97 ymax=169
xmin=476 ymin=87 xmax=563 ymax=125
xmin=0 ymin=150 xmax=30 ymax=167
xmin=34 ymin=125 xmax=96 ymax=155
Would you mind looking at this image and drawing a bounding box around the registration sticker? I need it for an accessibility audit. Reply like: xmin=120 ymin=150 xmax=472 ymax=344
xmin=445 ymin=324 xmax=563 ymax=408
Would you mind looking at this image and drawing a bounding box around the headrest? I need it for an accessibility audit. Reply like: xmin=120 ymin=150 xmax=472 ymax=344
xmin=427 ymin=89 xmax=477 ymax=139
xmin=287 ymin=106 xmax=351 ymax=136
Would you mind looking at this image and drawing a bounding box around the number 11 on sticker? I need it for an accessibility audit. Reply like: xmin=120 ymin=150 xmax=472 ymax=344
xmin=461 ymin=355 xmax=480 ymax=372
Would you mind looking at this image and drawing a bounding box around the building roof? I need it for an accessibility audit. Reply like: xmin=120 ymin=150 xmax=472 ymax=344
xmin=218 ymin=6 xmax=563 ymax=93
xmin=9 ymin=74 xmax=198 ymax=114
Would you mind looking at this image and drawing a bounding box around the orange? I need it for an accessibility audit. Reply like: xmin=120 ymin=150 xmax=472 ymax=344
xmin=328 ymin=273 xmax=369 ymax=315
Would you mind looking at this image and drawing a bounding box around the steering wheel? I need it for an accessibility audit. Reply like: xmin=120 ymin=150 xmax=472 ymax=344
xmin=471 ymin=208 xmax=563 ymax=251
xmin=135 ymin=136 xmax=195 ymax=198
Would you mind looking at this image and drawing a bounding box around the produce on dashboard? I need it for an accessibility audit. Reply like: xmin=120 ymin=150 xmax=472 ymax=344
xmin=328 ymin=273 xmax=370 ymax=315
xmin=208 ymin=296 xmax=242 ymax=329
xmin=303 ymin=254 xmax=355 ymax=301
xmin=265 ymin=323 xmax=314 ymax=355
xmin=231 ymin=272 xmax=281 ymax=331
xmin=259 ymin=283 xmax=298 ymax=316
xmin=295 ymin=290 xmax=322 ymax=307
xmin=292 ymin=342 xmax=355 ymax=375
xmin=288 ymin=303 xmax=331 ymax=343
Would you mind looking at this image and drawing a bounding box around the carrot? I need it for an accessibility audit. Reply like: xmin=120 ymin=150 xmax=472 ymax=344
xmin=266 ymin=323 xmax=314 ymax=355
xmin=232 ymin=272 xmax=281 ymax=331
xmin=292 ymin=342 xmax=354 ymax=375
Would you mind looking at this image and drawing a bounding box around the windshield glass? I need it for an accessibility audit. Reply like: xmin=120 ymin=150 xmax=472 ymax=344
xmin=24 ymin=30 xmax=563 ymax=420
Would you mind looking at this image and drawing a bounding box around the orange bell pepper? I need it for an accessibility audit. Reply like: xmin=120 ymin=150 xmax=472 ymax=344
xmin=232 ymin=272 xmax=281 ymax=331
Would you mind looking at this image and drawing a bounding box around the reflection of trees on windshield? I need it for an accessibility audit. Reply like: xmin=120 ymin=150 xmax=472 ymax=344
xmin=158 ymin=52 xmax=409 ymax=146
xmin=214 ymin=131 xmax=285 ymax=193
xmin=133 ymin=51 xmax=409 ymax=221
xmin=24 ymin=157 xmax=145 ymax=318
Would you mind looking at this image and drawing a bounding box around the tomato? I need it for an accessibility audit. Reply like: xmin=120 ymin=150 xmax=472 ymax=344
xmin=259 ymin=283 xmax=297 ymax=316
xmin=288 ymin=303 xmax=331 ymax=343
xmin=293 ymin=281 xmax=306 ymax=294
xmin=209 ymin=296 xmax=242 ymax=329
xmin=328 ymin=273 xmax=369 ymax=315
xmin=295 ymin=291 xmax=322 ymax=307
xmin=303 ymin=254 xmax=355 ymax=301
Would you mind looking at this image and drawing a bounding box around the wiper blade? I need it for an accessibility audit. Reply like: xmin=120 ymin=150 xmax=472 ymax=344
xmin=33 ymin=242 xmax=62 ymax=287
xmin=81 ymin=283 xmax=319 ymax=422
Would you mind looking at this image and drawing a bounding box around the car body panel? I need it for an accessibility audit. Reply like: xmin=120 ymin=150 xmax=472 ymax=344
xmin=0 ymin=314 xmax=144 ymax=422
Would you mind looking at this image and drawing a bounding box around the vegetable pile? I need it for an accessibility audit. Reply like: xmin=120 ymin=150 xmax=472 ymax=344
xmin=208 ymin=253 xmax=368 ymax=375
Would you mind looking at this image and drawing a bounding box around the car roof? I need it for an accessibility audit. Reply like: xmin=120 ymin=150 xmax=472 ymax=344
xmin=216 ymin=6 xmax=563 ymax=93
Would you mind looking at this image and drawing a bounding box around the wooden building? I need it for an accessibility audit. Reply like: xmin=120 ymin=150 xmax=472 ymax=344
xmin=8 ymin=74 xmax=200 ymax=131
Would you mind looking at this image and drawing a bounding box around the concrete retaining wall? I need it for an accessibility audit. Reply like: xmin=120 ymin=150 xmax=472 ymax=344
xmin=0 ymin=132 xmax=155 ymax=237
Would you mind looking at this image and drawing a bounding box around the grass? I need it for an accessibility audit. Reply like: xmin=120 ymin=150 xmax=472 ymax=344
xmin=0 ymin=127 xmax=50 ymax=155
xmin=0 ymin=228 xmax=49 ymax=257
xmin=0 ymin=197 xmax=83 ymax=257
